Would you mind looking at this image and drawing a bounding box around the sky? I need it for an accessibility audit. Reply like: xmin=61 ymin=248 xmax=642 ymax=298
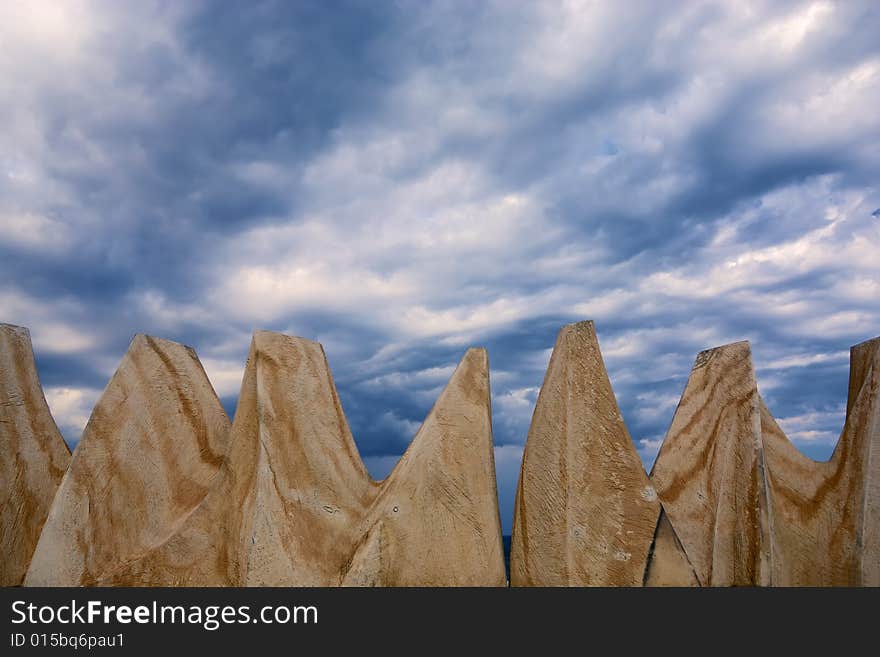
xmin=1 ymin=0 xmax=878 ymax=534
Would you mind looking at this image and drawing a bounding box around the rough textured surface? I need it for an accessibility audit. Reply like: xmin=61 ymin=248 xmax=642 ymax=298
xmin=339 ymin=343 xmax=506 ymax=586
xmin=24 ymin=335 xmax=230 ymax=586
xmin=8 ymin=319 xmax=876 ymax=587
xmin=513 ymin=330 xmax=878 ymax=587
xmin=762 ymin=337 xmax=879 ymax=586
xmin=650 ymin=336 xmax=879 ymax=587
xmin=102 ymin=331 xmax=506 ymax=586
xmin=643 ymin=510 xmax=699 ymax=587
xmin=650 ymin=342 xmax=772 ymax=586
xmin=510 ymin=321 xmax=689 ymax=586
xmin=0 ymin=324 xmax=71 ymax=586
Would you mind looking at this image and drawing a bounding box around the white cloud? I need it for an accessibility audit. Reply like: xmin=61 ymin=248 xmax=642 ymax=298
xmin=0 ymin=212 xmax=72 ymax=253
xmin=633 ymin=391 xmax=681 ymax=425
xmin=378 ymin=411 xmax=421 ymax=445
xmin=493 ymin=386 xmax=539 ymax=443
xmin=637 ymin=436 xmax=665 ymax=468
xmin=360 ymin=364 xmax=458 ymax=390
xmin=200 ymin=357 xmax=245 ymax=399
xmin=776 ymin=408 xmax=846 ymax=445
xmin=760 ymin=350 xmax=849 ymax=370
xmin=43 ymin=386 xmax=102 ymax=446
xmin=30 ymin=323 xmax=95 ymax=355
xmin=0 ymin=288 xmax=93 ymax=354
xmin=759 ymin=1 xmax=834 ymax=54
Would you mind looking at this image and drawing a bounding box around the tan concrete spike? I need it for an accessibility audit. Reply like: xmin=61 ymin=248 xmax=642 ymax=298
xmin=853 ymin=337 xmax=880 ymax=586
xmin=762 ymin=336 xmax=880 ymax=586
xmin=510 ymin=321 xmax=670 ymax=586
xmin=341 ymin=346 xmax=506 ymax=586
xmin=23 ymin=335 xmax=231 ymax=586
xmin=650 ymin=341 xmax=772 ymax=586
xmin=0 ymin=324 xmax=71 ymax=586
xmin=233 ymin=331 xmax=378 ymax=586
xmin=93 ymin=331 xmax=371 ymax=585
xmin=102 ymin=331 xmax=505 ymax=586
xmin=643 ymin=510 xmax=699 ymax=587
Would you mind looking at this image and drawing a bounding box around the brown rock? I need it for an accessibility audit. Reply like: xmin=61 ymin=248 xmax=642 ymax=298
xmin=340 ymin=342 xmax=506 ymax=586
xmin=510 ymin=321 xmax=692 ymax=586
xmin=102 ymin=331 xmax=506 ymax=586
xmin=650 ymin=341 xmax=773 ymax=586
xmin=24 ymin=335 xmax=230 ymax=586
xmin=15 ymin=317 xmax=872 ymax=587
xmin=651 ymin=336 xmax=879 ymax=586
xmin=762 ymin=336 xmax=880 ymax=586
xmin=0 ymin=324 xmax=71 ymax=586
xmin=643 ymin=510 xmax=699 ymax=587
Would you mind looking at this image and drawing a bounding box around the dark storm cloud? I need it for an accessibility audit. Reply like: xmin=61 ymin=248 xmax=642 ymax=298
xmin=2 ymin=1 xmax=879 ymax=532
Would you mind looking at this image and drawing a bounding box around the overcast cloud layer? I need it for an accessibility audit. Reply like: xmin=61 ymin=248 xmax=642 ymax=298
xmin=2 ymin=0 xmax=878 ymax=532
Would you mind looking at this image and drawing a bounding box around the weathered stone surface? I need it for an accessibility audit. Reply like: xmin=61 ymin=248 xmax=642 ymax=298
xmin=650 ymin=341 xmax=772 ymax=586
xmin=24 ymin=335 xmax=230 ymax=586
xmin=762 ymin=337 xmax=879 ymax=586
xmin=643 ymin=510 xmax=699 ymax=587
xmin=650 ymin=336 xmax=879 ymax=587
xmin=0 ymin=324 xmax=71 ymax=586
xmin=510 ymin=321 xmax=689 ymax=586
xmin=339 ymin=343 xmax=506 ymax=586
xmin=10 ymin=318 xmax=874 ymax=587
xmin=101 ymin=331 xmax=506 ymax=586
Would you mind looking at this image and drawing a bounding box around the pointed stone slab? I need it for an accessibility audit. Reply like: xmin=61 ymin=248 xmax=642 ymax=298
xmin=762 ymin=336 xmax=880 ymax=586
xmin=643 ymin=510 xmax=699 ymax=587
xmin=853 ymin=337 xmax=880 ymax=586
xmin=24 ymin=335 xmax=230 ymax=586
xmin=510 ymin=321 xmax=667 ymax=586
xmin=341 ymin=347 xmax=506 ymax=586
xmin=0 ymin=324 xmax=71 ymax=586
xmin=650 ymin=341 xmax=772 ymax=586
xmin=101 ymin=331 xmax=378 ymax=585
xmin=103 ymin=331 xmax=506 ymax=586
xmin=231 ymin=331 xmax=378 ymax=586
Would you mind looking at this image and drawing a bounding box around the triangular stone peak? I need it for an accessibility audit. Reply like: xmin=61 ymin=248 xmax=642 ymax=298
xmin=24 ymin=335 xmax=231 ymax=586
xmin=851 ymin=337 xmax=880 ymax=586
xmin=99 ymin=330 xmax=506 ymax=586
xmin=342 ymin=346 xmax=506 ymax=586
xmin=762 ymin=335 xmax=880 ymax=586
xmin=510 ymin=320 xmax=693 ymax=586
xmin=0 ymin=324 xmax=71 ymax=586
xmin=649 ymin=335 xmax=880 ymax=587
xmin=236 ymin=331 xmax=378 ymax=586
xmin=10 ymin=321 xmax=876 ymax=587
xmin=650 ymin=341 xmax=772 ymax=586
xmin=643 ymin=509 xmax=699 ymax=587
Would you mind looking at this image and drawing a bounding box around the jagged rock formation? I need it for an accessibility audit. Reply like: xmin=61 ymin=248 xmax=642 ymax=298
xmin=24 ymin=335 xmax=231 ymax=586
xmin=0 ymin=324 xmax=71 ymax=586
xmin=760 ymin=337 xmax=879 ymax=586
xmin=85 ymin=331 xmax=506 ymax=586
xmin=642 ymin=510 xmax=699 ymax=587
xmin=5 ymin=318 xmax=876 ymax=587
xmin=337 ymin=338 xmax=505 ymax=586
xmin=651 ymin=337 xmax=879 ymax=586
xmin=512 ymin=322 xmax=878 ymax=587
xmin=650 ymin=341 xmax=773 ymax=586
xmin=510 ymin=321 xmax=696 ymax=586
